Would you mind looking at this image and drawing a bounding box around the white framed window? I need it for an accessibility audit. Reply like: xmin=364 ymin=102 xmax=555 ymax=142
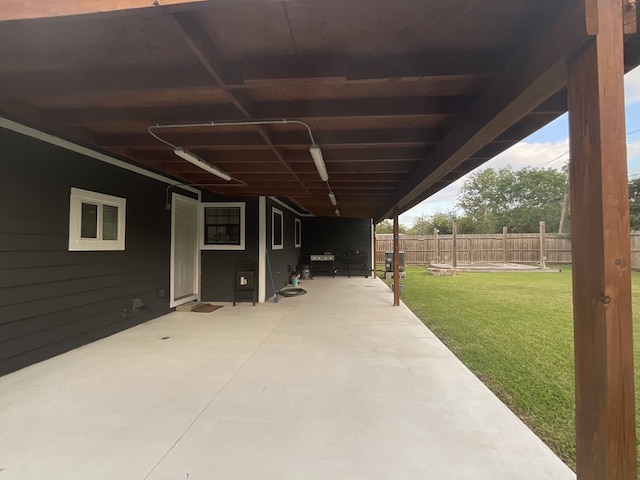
xmin=272 ymin=207 xmax=283 ymax=250
xmin=201 ymin=202 xmax=245 ymax=250
xmin=295 ymin=218 xmax=302 ymax=248
xmin=68 ymin=187 xmax=126 ymax=251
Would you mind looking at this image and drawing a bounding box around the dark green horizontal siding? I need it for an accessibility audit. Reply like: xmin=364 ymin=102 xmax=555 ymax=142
xmin=265 ymin=198 xmax=303 ymax=296
xmin=0 ymin=127 xmax=173 ymax=376
xmin=302 ymin=217 xmax=372 ymax=275
xmin=200 ymin=194 xmax=260 ymax=302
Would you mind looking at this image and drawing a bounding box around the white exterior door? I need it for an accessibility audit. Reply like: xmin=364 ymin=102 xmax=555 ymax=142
xmin=171 ymin=195 xmax=199 ymax=307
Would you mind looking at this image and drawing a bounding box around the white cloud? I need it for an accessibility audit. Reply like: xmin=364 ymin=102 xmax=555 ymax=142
xmin=628 ymin=139 xmax=640 ymax=163
xmin=400 ymin=140 xmax=569 ymax=224
xmin=484 ymin=139 xmax=569 ymax=171
xmin=625 ymin=66 xmax=640 ymax=105
xmin=401 ymin=138 xmax=640 ymax=225
xmin=400 ymin=179 xmax=465 ymax=224
xmin=399 ymin=66 xmax=640 ymax=226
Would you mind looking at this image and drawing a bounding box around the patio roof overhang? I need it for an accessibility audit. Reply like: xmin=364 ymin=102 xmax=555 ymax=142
xmin=1 ymin=0 xmax=636 ymax=221
xmin=1 ymin=1 xmax=639 ymax=479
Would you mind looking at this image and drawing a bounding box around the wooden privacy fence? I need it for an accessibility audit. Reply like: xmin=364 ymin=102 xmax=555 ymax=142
xmin=376 ymin=231 xmax=640 ymax=268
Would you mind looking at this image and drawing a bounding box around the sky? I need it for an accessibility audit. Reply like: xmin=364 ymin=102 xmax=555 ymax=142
xmin=398 ymin=66 xmax=640 ymax=225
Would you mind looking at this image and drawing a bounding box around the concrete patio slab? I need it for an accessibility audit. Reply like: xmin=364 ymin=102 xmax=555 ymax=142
xmin=0 ymin=276 xmax=575 ymax=480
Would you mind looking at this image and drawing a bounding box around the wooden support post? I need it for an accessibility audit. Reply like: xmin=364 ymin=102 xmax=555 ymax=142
xmin=433 ymin=228 xmax=439 ymax=264
xmin=373 ymin=222 xmax=377 ymax=276
xmin=539 ymin=221 xmax=546 ymax=268
xmin=452 ymin=222 xmax=458 ymax=268
xmin=393 ymin=211 xmax=400 ymax=306
xmin=503 ymin=226 xmax=508 ymax=264
xmin=567 ymin=0 xmax=637 ymax=478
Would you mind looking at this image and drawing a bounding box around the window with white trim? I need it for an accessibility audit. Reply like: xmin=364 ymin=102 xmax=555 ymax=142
xmin=295 ymin=218 xmax=302 ymax=248
xmin=201 ymin=202 xmax=245 ymax=250
xmin=272 ymin=207 xmax=283 ymax=250
xmin=68 ymin=187 xmax=126 ymax=251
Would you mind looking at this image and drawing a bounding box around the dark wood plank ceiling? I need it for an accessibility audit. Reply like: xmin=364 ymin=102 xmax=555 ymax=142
xmin=0 ymin=0 xmax=637 ymax=220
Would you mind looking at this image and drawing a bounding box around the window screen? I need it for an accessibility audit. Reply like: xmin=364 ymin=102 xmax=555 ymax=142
xmin=204 ymin=206 xmax=241 ymax=245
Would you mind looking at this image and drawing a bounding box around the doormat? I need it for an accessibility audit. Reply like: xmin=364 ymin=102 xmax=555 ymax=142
xmin=192 ymin=304 xmax=223 ymax=313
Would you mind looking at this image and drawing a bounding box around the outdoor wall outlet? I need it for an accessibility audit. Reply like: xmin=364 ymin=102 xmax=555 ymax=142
xmin=131 ymin=298 xmax=145 ymax=310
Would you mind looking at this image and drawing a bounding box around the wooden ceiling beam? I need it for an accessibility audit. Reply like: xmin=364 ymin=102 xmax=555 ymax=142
xmin=318 ymin=147 xmax=432 ymax=162
xmin=623 ymin=27 xmax=640 ymax=70
xmin=376 ymin=0 xmax=591 ymax=221
xmin=493 ymin=112 xmax=563 ymax=142
xmin=41 ymin=104 xmax=245 ymax=126
xmin=42 ymin=96 xmax=468 ymax=126
xmin=97 ymin=128 xmax=446 ymax=148
xmin=184 ymin=173 xmax=408 ymax=185
xmin=319 ymin=193 xmax=390 ymax=199
xmin=0 ymin=66 xmax=213 ymax=98
xmin=171 ymin=13 xmax=236 ymax=90
xmin=345 ymin=50 xmax=509 ymax=81
xmin=144 ymin=162 xmax=292 ymax=175
xmin=297 ymin=173 xmax=408 ymax=183
xmin=242 ymin=54 xmax=347 ymax=82
xmin=230 ymin=185 xmax=397 ymax=194
xmin=158 ymin=160 xmax=416 ymax=176
xmin=170 ymin=11 xmax=314 ymax=195
xmin=98 ymin=131 xmax=266 ymax=148
xmin=0 ymin=98 xmax=43 ymax=127
xmin=0 ymin=0 xmax=212 ymax=22
xmin=468 ymin=143 xmax=512 ymax=160
xmin=0 ymin=49 xmax=509 ymax=99
xmin=202 ymin=147 xmax=427 ymax=163
xmin=290 ymin=160 xmax=416 ymax=174
xmin=253 ymin=96 xmax=473 ymax=119
xmin=241 ymin=50 xmax=506 ymax=83
xmin=306 ymin=128 xmax=447 ymax=146
xmin=304 ymin=184 xmax=398 ymax=191
xmin=133 ymin=150 xmax=279 ymax=163
xmin=531 ymin=90 xmax=568 ymax=113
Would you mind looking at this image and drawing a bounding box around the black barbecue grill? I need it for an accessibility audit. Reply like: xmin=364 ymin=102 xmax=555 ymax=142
xmin=346 ymin=249 xmax=368 ymax=277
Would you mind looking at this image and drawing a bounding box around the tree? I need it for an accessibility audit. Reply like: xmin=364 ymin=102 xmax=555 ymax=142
xmin=508 ymin=168 xmax=566 ymax=232
xmin=629 ymin=178 xmax=640 ymax=230
xmin=457 ymin=168 xmax=515 ymax=233
xmin=457 ymin=166 xmax=567 ymax=233
xmin=454 ymin=215 xmax=481 ymax=234
xmin=375 ymin=219 xmax=407 ymax=234
xmin=408 ymin=213 xmax=432 ymax=235
xmin=429 ymin=211 xmax=456 ymax=234
xmin=406 ymin=210 xmax=457 ymax=235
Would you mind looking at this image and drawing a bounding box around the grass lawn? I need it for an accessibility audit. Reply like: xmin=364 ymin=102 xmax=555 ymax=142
xmin=383 ymin=265 xmax=640 ymax=473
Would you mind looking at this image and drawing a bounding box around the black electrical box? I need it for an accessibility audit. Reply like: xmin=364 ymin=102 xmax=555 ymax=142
xmin=385 ymin=251 xmax=405 ymax=272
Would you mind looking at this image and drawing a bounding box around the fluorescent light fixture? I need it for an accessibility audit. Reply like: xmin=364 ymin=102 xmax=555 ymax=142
xmin=328 ymin=192 xmax=337 ymax=206
xmin=174 ymin=147 xmax=231 ymax=181
xmin=335 ymin=208 xmax=340 ymax=217
xmin=309 ymin=144 xmax=329 ymax=181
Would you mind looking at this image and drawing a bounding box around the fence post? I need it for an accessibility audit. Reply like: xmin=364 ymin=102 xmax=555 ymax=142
xmin=452 ymin=222 xmax=457 ymax=268
xmin=433 ymin=228 xmax=439 ymax=264
xmin=559 ymin=175 xmax=570 ymax=234
xmin=539 ymin=221 xmax=546 ymax=268
xmin=503 ymin=226 xmax=508 ymax=264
